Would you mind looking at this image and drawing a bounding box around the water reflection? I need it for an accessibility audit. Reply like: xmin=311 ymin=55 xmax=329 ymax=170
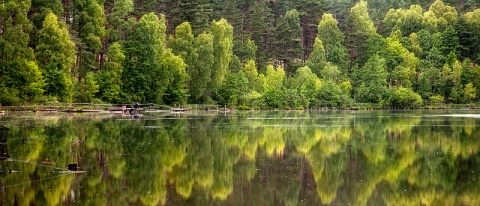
xmin=0 ymin=111 xmax=480 ymax=205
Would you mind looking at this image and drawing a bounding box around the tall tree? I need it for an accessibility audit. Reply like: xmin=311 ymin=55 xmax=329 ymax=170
xmin=345 ymin=0 xmax=378 ymax=68
xmin=165 ymin=0 xmax=214 ymax=35
xmin=168 ymin=22 xmax=198 ymax=103
xmin=355 ymin=54 xmax=389 ymax=103
xmin=210 ymin=19 xmax=234 ymax=100
xmin=0 ymin=0 xmax=44 ymax=105
xmin=29 ymin=0 xmax=63 ymax=38
xmin=306 ymin=38 xmax=327 ymax=78
xmin=274 ymin=9 xmax=303 ymax=75
xmin=457 ymin=9 xmax=480 ymax=62
xmin=190 ymin=32 xmax=215 ymax=103
xmin=289 ymin=0 xmax=326 ymax=62
xmin=161 ymin=49 xmax=188 ymax=105
xmin=97 ymin=42 xmax=124 ymax=103
xmin=439 ymin=26 xmax=460 ymax=56
xmin=316 ymin=13 xmax=349 ymax=73
xmin=35 ymin=12 xmax=76 ymax=102
xmin=246 ymin=0 xmax=275 ymax=69
xmin=72 ymin=0 xmax=106 ymax=78
xmin=122 ymin=13 xmax=167 ymax=103
xmin=106 ymin=0 xmax=134 ymax=43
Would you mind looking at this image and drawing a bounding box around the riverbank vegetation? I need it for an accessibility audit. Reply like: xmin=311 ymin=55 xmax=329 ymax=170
xmin=1 ymin=0 xmax=480 ymax=109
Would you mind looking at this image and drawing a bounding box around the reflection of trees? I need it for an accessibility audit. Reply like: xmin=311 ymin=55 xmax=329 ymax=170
xmin=1 ymin=117 xmax=75 ymax=206
xmin=2 ymin=112 xmax=480 ymax=205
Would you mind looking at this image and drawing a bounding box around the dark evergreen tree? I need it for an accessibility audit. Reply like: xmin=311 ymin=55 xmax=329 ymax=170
xmin=71 ymin=0 xmax=106 ymax=78
xmin=274 ymin=9 xmax=303 ymax=75
xmin=246 ymin=0 xmax=275 ymax=70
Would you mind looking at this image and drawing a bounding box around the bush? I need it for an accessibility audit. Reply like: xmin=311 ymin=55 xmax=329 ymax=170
xmin=388 ymin=87 xmax=423 ymax=108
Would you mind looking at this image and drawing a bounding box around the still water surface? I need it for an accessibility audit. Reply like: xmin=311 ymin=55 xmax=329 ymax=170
xmin=1 ymin=111 xmax=480 ymax=205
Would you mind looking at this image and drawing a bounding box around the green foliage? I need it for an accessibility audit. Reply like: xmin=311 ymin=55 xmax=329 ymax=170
xmin=210 ymin=19 xmax=234 ymax=98
xmin=168 ymin=22 xmax=198 ymax=103
xmin=246 ymin=0 xmax=274 ymax=69
xmin=0 ymin=0 xmax=478 ymax=108
xmin=355 ymin=55 xmax=389 ymax=103
xmin=122 ymin=13 xmax=167 ymax=103
xmin=428 ymin=94 xmax=445 ymax=105
xmin=218 ymin=71 xmax=249 ymax=107
xmin=346 ymin=0 xmax=380 ymax=68
xmin=161 ymin=49 xmax=188 ymax=105
xmin=243 ymin=60 xmax=262 ymax=92
xmin=0 ymin=0 xmax=43 ymax=105
xmin=74 ymin=0 xmax=106 ymax=79
xmin=274 ymin=9 xmax=303 ymax=75
xmin=107 ymin=0 xmax=135 ymax=42
xmin=190 ymin=32 xmax=214 ymax=103
xmin=463 ymin=83 xmax=476 ymax=103
xmin=306 ymin=38 xmax=327 ymax=78
xmin=317 ymin=13 xmax=349 ymax=73
xmin=290 ymin=66 xmax=321 ymax=108
xmin=262 ymin=65 xmax=287 ymax=109
xmin=35 ymin=12 xmax=75 ymax=102
xmin=388 ymin=87 xmax=423 ymax=108
xmin=97 ymin=42 xmax=125 ymax=103
xmin=317 ymin=80 xmax=343 ymax=107
xmin=74 ymin=71 xmax=99 ymax=102
xmin=383 ymin=5 xmax=424 ymax=36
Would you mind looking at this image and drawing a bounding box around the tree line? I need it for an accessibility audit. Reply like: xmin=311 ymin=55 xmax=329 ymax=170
xmin=1 ymin=0 xmax=479 ymax=108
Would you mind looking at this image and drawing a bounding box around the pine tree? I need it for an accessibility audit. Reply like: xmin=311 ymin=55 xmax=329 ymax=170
xmin=107 ymin=0 xmax=134 ymax=43
xmin=246 ymin=0 xmax=275 ymax=69
xmin=72 ymin=0 xmax=106 ymax=78
xmin=274 ymin=9 xmax=303 ymax=75
xmin=345 ymin=0 xmax=378 ymax=68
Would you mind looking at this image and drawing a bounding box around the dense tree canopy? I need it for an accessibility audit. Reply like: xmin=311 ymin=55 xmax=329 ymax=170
xmin=1 ymin=0 xmax=479 ymax=108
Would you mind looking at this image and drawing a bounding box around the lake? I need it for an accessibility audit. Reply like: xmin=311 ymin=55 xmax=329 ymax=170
xmin=1 ymin=110 xmax=480 ymax=205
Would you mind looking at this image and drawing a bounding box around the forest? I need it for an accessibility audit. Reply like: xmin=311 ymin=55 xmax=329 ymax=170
xmin=1 ymin=0 xmax=480 ymax=109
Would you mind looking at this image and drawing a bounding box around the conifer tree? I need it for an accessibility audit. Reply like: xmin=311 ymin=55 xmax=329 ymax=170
xmin=107 ymin=0 xmax=134 ymax=43
xmin=246 ymin=0 xmax=275 ymax=69
xmin=72 ymin=0 xmax=106 ymax=77
xmin=274 ymin=9 xmax=303 ymax=75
